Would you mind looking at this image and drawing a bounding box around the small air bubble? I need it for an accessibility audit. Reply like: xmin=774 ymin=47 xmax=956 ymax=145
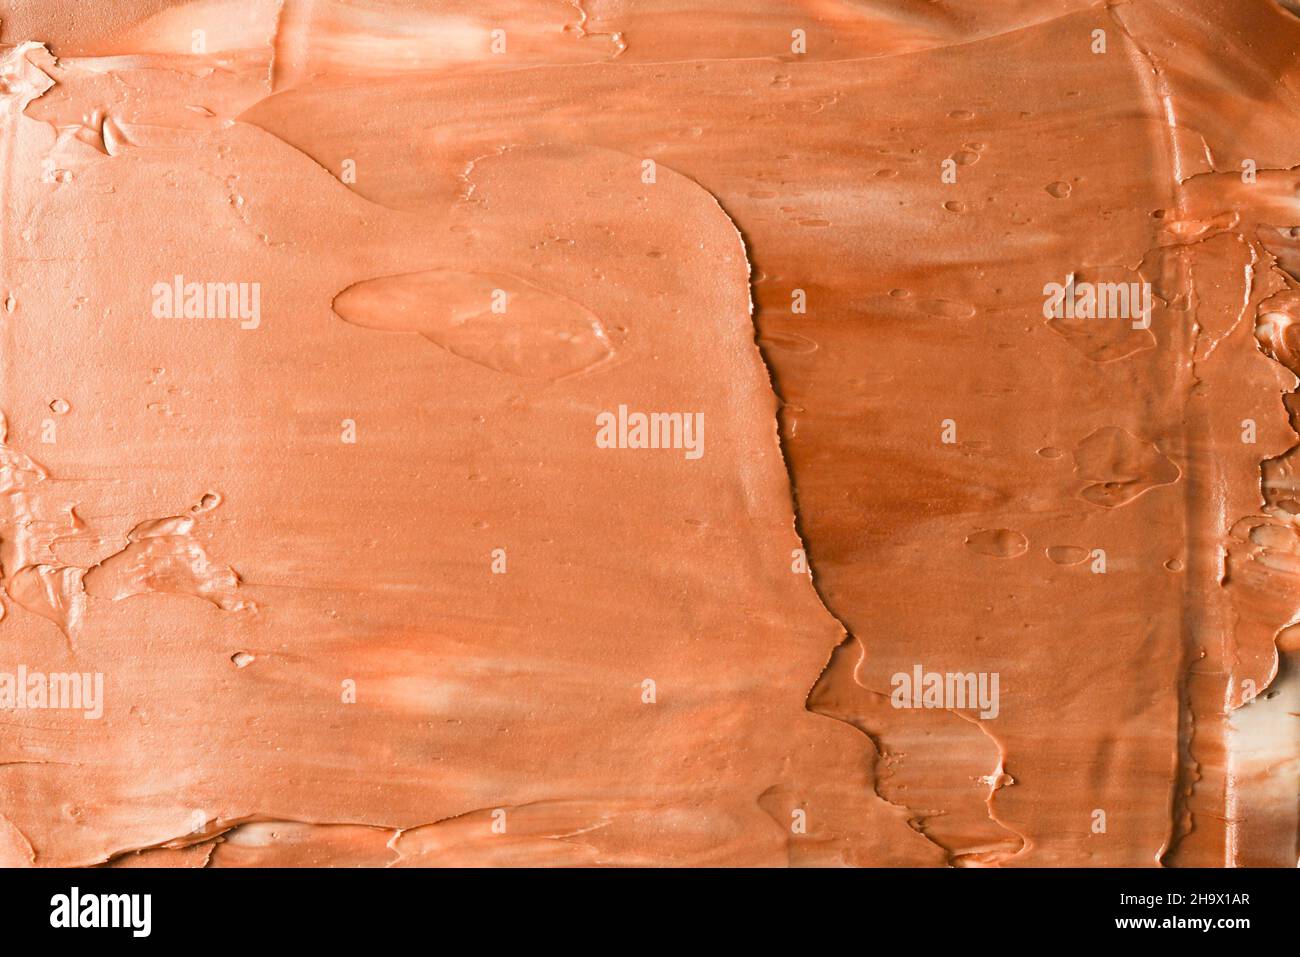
xmin=191 ymin=491 xmax=222 ymax=513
